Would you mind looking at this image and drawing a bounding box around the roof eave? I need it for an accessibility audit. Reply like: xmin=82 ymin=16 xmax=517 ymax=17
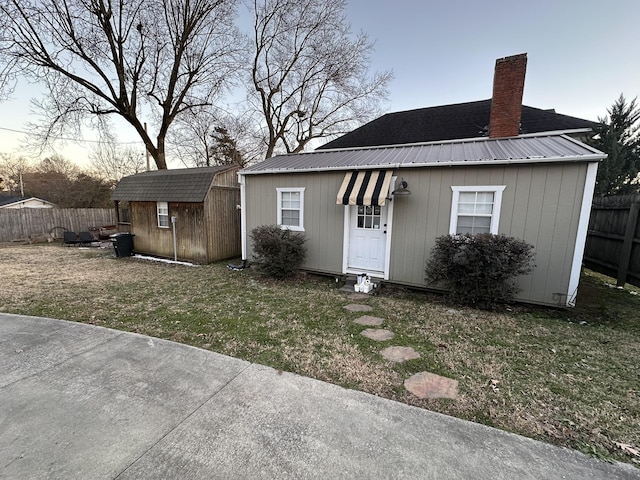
xmin=0 ymin=197 xmax=57 ymax=207
xmin=240 ymin=154 xmax=605 ymax=175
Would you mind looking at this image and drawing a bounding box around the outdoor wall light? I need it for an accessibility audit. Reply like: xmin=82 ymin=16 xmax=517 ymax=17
xmin=391 ymin=179 xmax=411 ymax=195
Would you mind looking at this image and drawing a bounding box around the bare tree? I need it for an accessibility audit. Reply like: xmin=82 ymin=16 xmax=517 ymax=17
xmin=0 ymin=154 xmax=31 ymax=195
xmin=248 ymin=0 xmax=392 ymax=158
xmin=90 ymin=142 xmax=147 ymax=181
xmin=170 ymin=108 xmax=263 ymax=167
xmin=0 ymin=0 xmax=245 ymax=169
xmin=36 ymin=154 xmax=81 ymax=178
xmin=170 ymin=107 xmax=220 ymax=167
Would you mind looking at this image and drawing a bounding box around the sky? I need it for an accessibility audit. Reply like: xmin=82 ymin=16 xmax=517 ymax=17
xmin=0 ymin=0 xmax=638 ymax=168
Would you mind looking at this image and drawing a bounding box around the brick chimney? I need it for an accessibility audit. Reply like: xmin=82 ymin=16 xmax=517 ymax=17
xmin=489 ymin=53 xmax=527 ymax=138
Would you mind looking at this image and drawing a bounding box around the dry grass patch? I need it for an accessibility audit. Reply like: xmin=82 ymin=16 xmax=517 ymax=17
xmin=1 ymin=244 xmax=639 ymax=466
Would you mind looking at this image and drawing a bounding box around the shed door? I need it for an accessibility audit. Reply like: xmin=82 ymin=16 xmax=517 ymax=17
xmin=348 ymin=205 xmax=387 ymax=273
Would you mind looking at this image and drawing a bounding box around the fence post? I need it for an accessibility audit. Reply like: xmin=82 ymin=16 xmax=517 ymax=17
xmin=617 ymin=202 xmax=640 ymax=286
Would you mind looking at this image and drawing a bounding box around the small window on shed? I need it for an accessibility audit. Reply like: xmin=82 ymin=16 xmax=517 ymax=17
xmin=276 ymin=188 xmax=304 ymax=231
xmin=450 ymin=186 xmax=505 ymax=235
xmin=157 ymin=201 xmax=169 ymax=228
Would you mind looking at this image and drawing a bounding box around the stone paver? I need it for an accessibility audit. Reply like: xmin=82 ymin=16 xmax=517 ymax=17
xmin=360 ymin=329 xmax=394 ymax=341
xmin=348 ymin=293 xmax=371 ymax=300
xmin=404 ymin=372 xmax=458 ymax=400
xmin=353 ymin=315 xmax=384 ymax=326
xmin=344 ymin=304 xmax=373 ymax=312
xmin=380 ymin=346 xmax=421 ymax=363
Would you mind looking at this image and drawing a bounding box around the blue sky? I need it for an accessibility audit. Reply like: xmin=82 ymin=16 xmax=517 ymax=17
xmin=0 ymin=0 xmax=638 ymax=166
xmin=346 ymin=0 xmax=639 ymax=119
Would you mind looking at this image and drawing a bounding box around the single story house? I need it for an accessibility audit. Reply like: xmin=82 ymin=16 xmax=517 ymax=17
xmin=0 ymin=196 xmax=56 ymax=209
xmin=112 ymin=165 xmax=241 ymax=263
xmin=239 ymin=133 xmax=605 ymax=307
xmin=238 ymin=54 xmax=606 ymax=307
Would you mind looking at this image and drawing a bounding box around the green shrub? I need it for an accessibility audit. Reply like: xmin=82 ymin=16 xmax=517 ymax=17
xmin=425 ymin=233 xmax=535 ymax=309
xmin=251 ymin=225 xmax=307 ymax=279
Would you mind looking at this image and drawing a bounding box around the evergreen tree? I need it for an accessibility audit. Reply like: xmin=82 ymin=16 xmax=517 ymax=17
xmin=209 ymin=127 xmax=246 ymax=167
xmin=588 ymin=94 xmax=640 ymax=196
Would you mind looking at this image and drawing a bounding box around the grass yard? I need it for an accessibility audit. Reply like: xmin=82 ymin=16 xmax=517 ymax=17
xmin=1 ymin=243 xmax=639 ymax=466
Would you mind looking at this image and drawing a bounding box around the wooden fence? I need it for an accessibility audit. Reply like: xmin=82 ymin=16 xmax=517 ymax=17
xmin=583 ymin=194 xmax=640 ymax=287
xmin=0 ymin=208 xmax=117 ymax=242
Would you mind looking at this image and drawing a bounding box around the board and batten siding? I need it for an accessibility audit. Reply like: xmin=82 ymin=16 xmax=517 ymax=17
xmin=212 ymin=168 xmax=240 ymax=188
xmin=244 ymin=172 xmax=345 ymax=274
xmin=388 ymin=162 xmax=589 ymax=305
xmin=203 ymin=187 xmax=241 ymax=261
xmin=245 ymin=161 xmax=591 ymax=306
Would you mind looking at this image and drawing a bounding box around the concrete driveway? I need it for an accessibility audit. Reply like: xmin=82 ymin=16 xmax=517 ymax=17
xmin=1 ymin=313 xmax=638 ymax=479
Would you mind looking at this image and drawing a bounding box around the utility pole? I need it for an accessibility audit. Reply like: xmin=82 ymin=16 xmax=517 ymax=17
xmin=144 ymin=122 xmax=151 ymax=171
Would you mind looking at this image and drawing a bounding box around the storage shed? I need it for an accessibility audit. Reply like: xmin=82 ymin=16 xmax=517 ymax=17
xmin=112 ymin=165 xmax=241 ymax=263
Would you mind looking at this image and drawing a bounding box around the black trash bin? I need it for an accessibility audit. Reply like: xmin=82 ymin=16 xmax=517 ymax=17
xmin=110 ymin=233 xmax=135 ymax=257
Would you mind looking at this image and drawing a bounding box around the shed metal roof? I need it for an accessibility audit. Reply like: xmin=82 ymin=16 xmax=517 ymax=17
xmin=241 ymin=134 xmax=605 ymax=175
xmin=112 ymin=165 xmax=236 ymax=202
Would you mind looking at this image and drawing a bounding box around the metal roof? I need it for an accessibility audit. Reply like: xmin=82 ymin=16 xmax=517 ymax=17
xmin=241 ymin=134 xmax=605 ymax=175
xmin=112 ymin=165 xmax=236 ymax=202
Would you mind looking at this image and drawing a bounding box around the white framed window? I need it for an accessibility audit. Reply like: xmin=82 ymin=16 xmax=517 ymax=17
xmin=450 ymin=186 xmax=505 ymax=235
xmin=157 ymin=201 xmax=169 ymax=228
xmin=276 ymin=188 xmax=305 ymax=231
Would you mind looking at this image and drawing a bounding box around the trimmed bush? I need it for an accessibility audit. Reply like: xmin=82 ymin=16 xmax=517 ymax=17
xmin=251 ymin=225 xmax=307 ymax=279
xmin=425 ymin=233 xmax=535 ymax=309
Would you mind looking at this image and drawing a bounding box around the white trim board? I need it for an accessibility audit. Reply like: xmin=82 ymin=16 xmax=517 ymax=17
xmin=567 ymin=162 xmax=599 ymax=306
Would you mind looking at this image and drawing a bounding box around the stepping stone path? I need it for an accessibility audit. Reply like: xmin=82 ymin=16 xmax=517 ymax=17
xmin=380 ymin=346 xmax=421 ymax=363
xmin=343 ymin=299 xmax=457 ymax=401
xmin=404 ymin=372 xmax=458 ymax=400
xmin=353 ymin=315 xmax=384 ymax=326
xmin=349 ymin=293 xmax=370 ymax=301
xmin=360 ymin=328 xmax=394 ymax=341
xmin=344 ymin=304 xmax=373 ymax=312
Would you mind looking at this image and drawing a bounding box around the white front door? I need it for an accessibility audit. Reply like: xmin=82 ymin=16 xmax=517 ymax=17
xmin=347 ymin=205 xmax=387 ymax=273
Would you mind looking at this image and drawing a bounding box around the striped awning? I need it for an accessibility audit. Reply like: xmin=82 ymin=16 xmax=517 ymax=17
xmin=336 ymin=170 xmax=393 ymax=207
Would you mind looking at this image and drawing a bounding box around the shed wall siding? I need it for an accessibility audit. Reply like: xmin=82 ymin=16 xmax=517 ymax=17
xmin=245 ymin=172 xmax=345 ymax=273
xmin=213 ymin=168 xmax=240 ymax=187
xmin=203 ymin=187 xmax=242 ymax=261
xmin=387 ymin=163 xmax=589 ymax=305
xmin=245 ymin=162 xmax=591 ymax=306
xmin=130 ymin=202 xmax=208 ymax=263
